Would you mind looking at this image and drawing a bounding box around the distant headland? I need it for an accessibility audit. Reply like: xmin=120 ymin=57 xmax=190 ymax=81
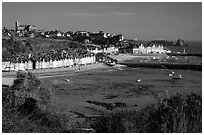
xmin=149 ymin=39 xmax=188 ymax=46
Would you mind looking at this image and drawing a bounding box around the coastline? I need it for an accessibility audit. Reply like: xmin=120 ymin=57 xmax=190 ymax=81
xmin=109 ymin=53 xmax=201 ymax=71
xmin=2 ymin=62 xmax=108 ymax=86
xmin=108 ymin=53 xmax=167 ymax=63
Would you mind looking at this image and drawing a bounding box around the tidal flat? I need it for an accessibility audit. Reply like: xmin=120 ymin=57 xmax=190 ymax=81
xmin=40 ymin=65 xmax=202 ymax=119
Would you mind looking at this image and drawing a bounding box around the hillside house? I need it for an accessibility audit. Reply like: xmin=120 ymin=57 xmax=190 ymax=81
xmin=103 ymin=45 xmax=119 ymax=54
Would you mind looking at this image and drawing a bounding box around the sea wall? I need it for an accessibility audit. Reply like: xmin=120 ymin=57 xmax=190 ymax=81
xmin=120 ymin=62 xmax=202 ymax=71
xmin=167 ymin=53 xmax=202 ymax=57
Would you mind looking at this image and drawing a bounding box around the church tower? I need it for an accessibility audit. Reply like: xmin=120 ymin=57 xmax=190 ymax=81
xmin=14 ymin=21 xmax=19 ymax=31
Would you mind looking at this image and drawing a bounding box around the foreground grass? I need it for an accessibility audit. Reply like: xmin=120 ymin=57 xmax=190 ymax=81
xmin=91 ymin=92 xmax=202 ymax=133
xmin=2 ymin=72 xmax=70 ymax=133
xmin=2 ymin=108 xmax=69 ymax=133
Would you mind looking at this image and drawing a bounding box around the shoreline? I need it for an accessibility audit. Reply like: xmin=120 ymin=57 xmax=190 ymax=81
xmin=122 ymin=62 xmax=202 ymax=71
xmin=109 ymin=53 xmax=202 ymax=71
xmin=108 ymin=54 xmax=166 ymax=63
xmin=2 ymin=63 xmax=108 ymax=86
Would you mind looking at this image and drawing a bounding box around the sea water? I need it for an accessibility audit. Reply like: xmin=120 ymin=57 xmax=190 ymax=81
xmin=166 ymin=41 xmax=202 ymax=54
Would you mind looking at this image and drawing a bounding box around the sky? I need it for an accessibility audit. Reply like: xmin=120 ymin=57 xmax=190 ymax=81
xmin=2 ymin=2 xmax=202 ymax=41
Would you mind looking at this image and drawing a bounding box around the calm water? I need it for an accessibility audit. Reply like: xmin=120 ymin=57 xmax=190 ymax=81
xmin=165 ymin=41 xmax=202 ymax=54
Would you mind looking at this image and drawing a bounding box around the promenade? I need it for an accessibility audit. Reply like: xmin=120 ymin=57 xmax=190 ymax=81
xmin=2 ymin=63 xmax=107 ymax=86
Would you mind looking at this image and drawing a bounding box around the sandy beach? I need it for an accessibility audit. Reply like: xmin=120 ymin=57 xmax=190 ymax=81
xmin=2 ymin=63 xmax=108 ymax=86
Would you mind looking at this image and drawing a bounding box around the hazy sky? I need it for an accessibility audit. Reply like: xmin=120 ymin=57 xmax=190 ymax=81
xmin=2 ymin=2 xmax=202 ymax=41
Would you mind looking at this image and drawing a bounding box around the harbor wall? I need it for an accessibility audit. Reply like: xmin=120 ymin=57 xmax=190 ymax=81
xmin=120 ymin=62 xmax=202 ymax=71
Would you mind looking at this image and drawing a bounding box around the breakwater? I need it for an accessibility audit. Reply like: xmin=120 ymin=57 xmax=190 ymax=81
xmin=167 ymin=53 xmax=202 ymax=57
xmin=120 ymin=62 xmax=202 ymax=71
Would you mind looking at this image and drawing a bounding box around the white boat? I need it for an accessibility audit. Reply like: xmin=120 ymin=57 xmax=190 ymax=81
xmin=169 ymin=73 xmax=173 ymax=76
xmin=114 ymin=64 xmax=127 ymax=67
xmin=173 ymin=74 xmax=182 ymax=79
xmin=136 ymin=79 xmax=141 ymax=82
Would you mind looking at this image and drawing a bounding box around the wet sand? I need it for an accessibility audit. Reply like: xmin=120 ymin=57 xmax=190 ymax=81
xmin=39 ymin=65 xmax=201 ymax=118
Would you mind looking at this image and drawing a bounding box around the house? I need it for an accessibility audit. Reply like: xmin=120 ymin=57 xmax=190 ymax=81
xmin=74 ymin=31 xmax=90 ymax=37
xmin=103 ymin=32 xmax=111 ymax=38
xmin=103 ymin=45 xmax=119 ymax=54
xmin=133 ymin=44 xmax=166 ymax=54
xmin=2 ymin=61 xmax=10 ymax=71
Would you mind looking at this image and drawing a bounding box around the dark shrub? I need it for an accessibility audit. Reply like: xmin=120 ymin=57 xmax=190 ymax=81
xmin=2 ymin=72 xmax=69 ymax=133
xmin=92 ymin=113 xmax=126 ymax=133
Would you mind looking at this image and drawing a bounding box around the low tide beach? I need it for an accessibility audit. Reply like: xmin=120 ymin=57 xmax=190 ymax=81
xmin=2 ymin=53 xmax=202 ymax=132
xmin=37 ymin=62 xmax=201 ymax=118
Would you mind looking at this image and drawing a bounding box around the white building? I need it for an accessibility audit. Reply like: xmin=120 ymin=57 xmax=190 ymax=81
xmin=133 ymin=44 xmax=166 ymax=54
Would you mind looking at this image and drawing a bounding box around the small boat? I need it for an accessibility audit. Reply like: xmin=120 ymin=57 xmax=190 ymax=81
xmin=136 ymin=79 xmax=141 ymax=82
xmin=170 ymin=71 xmax=174 ymax=74
xmin=105 ymin=62 xmax=116 ymax=67
xmin=114 ymin=64 xmax=127 ymax=67
xmin=173 ymin=74 xmax=182 ymax=79
xmin=118 ymin=68 xmax=123 ymax=71
xmin=169 ymin=73 xmax=173 ymax=76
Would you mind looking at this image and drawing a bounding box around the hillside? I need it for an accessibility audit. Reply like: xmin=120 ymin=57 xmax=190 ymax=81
xmin=2 ymin=37 xmax=85 ymax=61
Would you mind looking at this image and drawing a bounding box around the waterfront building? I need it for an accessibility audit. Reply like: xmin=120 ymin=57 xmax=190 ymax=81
xmin=44 ymin=59 xmax=49 ymax=69
xmin=49 ymin=59 xmax=53 ymax=68
xmin=64 ymin=59 xmax=68 ymax=67
xmin=19 ymin=62 xmax=25 ymax=70
xmin=27 ymin=60 xmax=33 ymax=70
xmin=133 ymin=44 xmax=166 ymax=54
xmin=42 ymin=59 xmax=46 ymax=69
xmin=67 ymin=58 xmax=71 ymax=67
xmin=24 ymin=61 xmax=28 ymax=70
xmin=14 ymin=62 xmax=19 ymax=71
xmin=36 ymin=61 xmax=39 ymax=69
xmin=2 ymin=62 xmax=10 ymax=71
xmin=10 ymin=62 xmax=15 ymax=71
xmin=53 ymin=60 xmax=57 ymax=68
xmin=70 ymin=57 xmax=74 ymax=66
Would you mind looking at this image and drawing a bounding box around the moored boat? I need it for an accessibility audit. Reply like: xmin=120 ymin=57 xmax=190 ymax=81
xmin=105 ymin=62 xmax=116 ymax=67
xmin=173 ymin=74 xmax=182 ymax=79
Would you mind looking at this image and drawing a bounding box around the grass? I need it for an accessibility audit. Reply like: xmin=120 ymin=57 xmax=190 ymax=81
xmin=2 ymin=71 xmax=70 ymax=133
xmin=90 ymin=92 xmax=202 ymax=133
xmin=2 ymin=106 xmax=69 ymax=133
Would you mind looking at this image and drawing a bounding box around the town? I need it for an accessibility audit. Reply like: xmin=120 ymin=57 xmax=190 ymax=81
xmin=2 ymin=2 xmax=202 ymax=133
xmin=2 ymin=21 xmax=170 ymax=71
